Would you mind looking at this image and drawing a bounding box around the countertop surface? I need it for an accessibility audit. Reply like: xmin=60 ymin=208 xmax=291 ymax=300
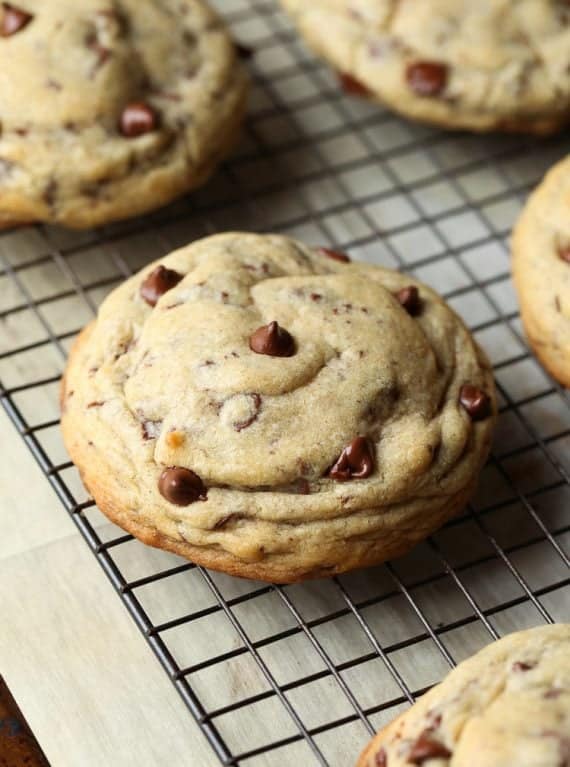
xmin=0 ymin=407 xmax=219 ymax=767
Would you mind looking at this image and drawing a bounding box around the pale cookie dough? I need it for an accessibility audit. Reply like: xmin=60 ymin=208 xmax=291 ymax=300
xmin=61 ymin=233 xmax=496 ymax=583
xmin=0 ymin=0 xmax=248 ymax=229
xmin=512 ymin=155 xmax=570 ymax=388
xmin=279 ymin=0 xmax=570 ymax=134
xmin=357 ymin=623 xmax=570 ymax=767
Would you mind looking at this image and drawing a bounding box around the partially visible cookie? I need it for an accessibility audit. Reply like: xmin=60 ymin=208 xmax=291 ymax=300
xmin=512 ymin=155 xmax=570 ymax=388
xmin=357 ymin=623 xmax=570 ymax=767
xmin=0 ymin=0 xmax=248 ymax=229
xmin=61 ymin=232 xmax=495 ymax=583
xmin=279 ymin=0 xmax=570 ymax=134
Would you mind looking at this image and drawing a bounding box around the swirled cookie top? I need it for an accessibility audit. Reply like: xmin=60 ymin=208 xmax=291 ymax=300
xmin=68 ymin=233 xmax=493 ymax=520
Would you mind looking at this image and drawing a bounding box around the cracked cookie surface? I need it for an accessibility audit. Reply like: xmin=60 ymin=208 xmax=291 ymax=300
xmin=0 ymin=0 xmax=247 ymax=229
xmin=61 ymin=232 xmax=495 ymax=583
xmin=513 ymin=155 xmax=570 ymax=388
xmin=280 ymin=0 xmax=570 ymax=134
xmin=357 ymin=624 xmax=570 ymax=767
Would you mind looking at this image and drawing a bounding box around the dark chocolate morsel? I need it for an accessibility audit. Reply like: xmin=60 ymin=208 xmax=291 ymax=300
xmin=214 ymin=513 xmax=244 ymax=529
xmin=1 ymin=3 xmax=33 ymax=37
xmin=318 ymin=247 xmax=351 ymax=263
xmin=249 ymin=321 xmax=295 ymax=357
xmin=329 ymin=436 xmax=374 ymax=481
xmin=235 ymin=42 xmax=253 ymax=59
xmin=513 ymin=661 xmax=536 ymax=672
xmin=459 ymin=384 xmax=491 ymax=421
xmin=395 ymin=285 xmax=421 ymax=316
xmin=120 ymin=102 xmax=159 ymax=137
xmin=234 ymin=393 xmax=262 ymax=432
xmin=408 ymin=732 xmax=451 ymax=764
xmin=375 ymin=748 xmax=387 ymax=767
xmin=558 ymin=245 xmax=570 ymax=263
xmin=140 ymin=265 xmax=183 ymax=306
xmin=338 ymin=71 xmax=371 ymax=96
xmin=158 ymin=467 xmax=207 ymax=506
xmin=406 ymin=61 xmax=449 ymax=97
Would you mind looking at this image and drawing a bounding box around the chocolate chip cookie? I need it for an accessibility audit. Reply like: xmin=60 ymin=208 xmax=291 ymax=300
xmin=512 ymin=155 xmax=570 ymax=388
xmin=357 ymin=623 xmax=570 ymax=767
xmin=0 ymin=0 xmax=247 ymax=229
xmin=61 ymin=233 xmax=496 ymax=583
xmin=279 ymin=0 xmax=570 ymax=134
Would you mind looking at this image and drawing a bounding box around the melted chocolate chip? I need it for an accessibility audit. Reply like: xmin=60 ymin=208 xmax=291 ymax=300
xmin=513 ymin=660 xmax=536 ymax=672
xmin=90 ymin=42 xmax=111 ymax=76
xmin=140 ymin=265 xmax=183 ymax=306
xmin=406 ymin=61 xmax=448 ymax=97
xmin=544 ymin=688 xmax=563 ymax=699
xmin=329 ymin=437 xmax=374 ymax=481
xmin=459 ymin=384 xmax=491 ymax=421
xmin=214 ymin=513 xmax=244 ymax=529
xmin=338 ymin=71 xmax=371 ymax=96
xmin=158 ymin=467 xmax=207 ymax=506
xmin=234 ymin=393 xmax=262 ymax=432
xmin=395 ymin=285 xmax=422 ymax=316
xmin=1 ymin=2 xmax=33 ymax=37
xmin=119 ymin=102 xmax=159 ymax=137
xmin=375 ymin=748 xmax=387 ymax=767
xmin=249 ymin=321 xmax=295 ymax=357
xmin=235 ymin=42 xmax=253 ymax=59
xmin=408 ymin=732 xmax=451 ymax=764
xmin=558 ymin=245 xmax=570 ymax=263
xmin=318 ymin=247 xmax=351 ymax=263
xmin=141 ymin=420 xmax=162 ymax=441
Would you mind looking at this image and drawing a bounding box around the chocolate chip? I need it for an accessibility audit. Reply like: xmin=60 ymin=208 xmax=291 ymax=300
xmin=544 ymin=688 xmax=563 ymax=699
xmin=408 ymin=732 xmax=451 ymax=764
xmin=234 ymin=393 xmax=262 ymax=432
xmin=1 ymin=3 xmax=33 ymax=37
xmin=558 ymin=245 xmax=570 ymax=263
xmin=395 ymin=285 xmax=421 ymax=316
xmin=141 ymin=420 xmax=162 ymax=441
xmin=119 ymin=102 xmax=159 ymax=137
xmin=214 ymin=513 xmax=244 ymax=529
xmin=90 ymin=43 xmax=111 ymax=76
xmin=406 ymin=61 xmax=448 ymax=97
xmin=43 ymin=179 xmax=58 ymax=209
xmin=235 ymin=42 xmax=253 ymax=59
xmin=329 ymin=437 xmax=374 ymax=481
xmin=459 ymin=384 xmax=491 ymax=421
xmin=375 ymin=748 xmax=387 ymax=767
xmin=158 ymin=467 xmax=207 ymax=506
xmin=140 ymin=265 xmax=183 ymax=306
xmin=338 ymin=71 xmax=371 ymax=96
xmin=249 ymin=321 xmax=295 ymax=357
xmin=513 ymin=660 xmax=536 ymax=672
xmin=318 ymin=247 xmax=351 ymax=263
xmin=310 ymin=293 xmax=323 ymax=302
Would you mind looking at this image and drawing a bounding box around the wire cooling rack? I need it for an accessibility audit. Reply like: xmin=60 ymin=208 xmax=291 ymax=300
xmin=1 ymin=1 xmax=569 ymax=765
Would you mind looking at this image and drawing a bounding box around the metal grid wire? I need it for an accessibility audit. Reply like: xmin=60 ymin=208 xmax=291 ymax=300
xmin=1 ymin=0 xmax=569 ymax=764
